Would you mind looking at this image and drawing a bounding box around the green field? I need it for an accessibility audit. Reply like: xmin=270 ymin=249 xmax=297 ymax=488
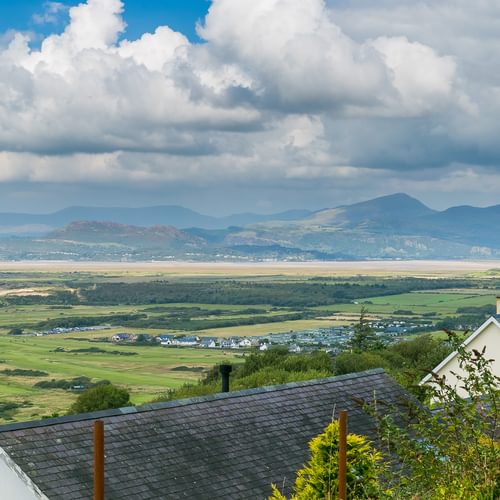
xmin=0 ymin=335 xmax=242 ymax=422
xmin=0 ymin=264 xmax=499 ymax=423
xmin=314 ymin=291 xmax=496 ymax=317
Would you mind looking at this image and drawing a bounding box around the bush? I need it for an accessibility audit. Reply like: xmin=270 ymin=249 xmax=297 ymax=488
xmin=373 ymin=331 xmax=500 ymax=499
xmin=68 ymin=384 xmax=130 ymax=415
xmin=1 ymin=368 xmax=48 ymax=377
xmin=269 ymin=420 xmax=383 ymax=499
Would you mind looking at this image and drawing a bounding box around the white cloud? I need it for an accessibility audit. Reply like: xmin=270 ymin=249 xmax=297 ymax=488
xmin=0 ymin=0 xmax=497 ymax=211
xmin=198 ymin=0 xmax=463 ymax=115
xmin=32 ymin=2 xmax=69 ymax=26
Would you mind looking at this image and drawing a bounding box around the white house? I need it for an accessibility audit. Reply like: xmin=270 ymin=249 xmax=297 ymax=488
xmin=238 ymin=338 xmax=253 ymax=348
xmin=420 ymin=298 xmax=500 ymax=396
xmin=172 ymin=336 xmax=200 ymax=347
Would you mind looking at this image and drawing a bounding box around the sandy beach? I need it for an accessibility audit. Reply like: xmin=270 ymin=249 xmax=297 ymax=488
xmin=0 ymin=260 xmax=497 ymax=276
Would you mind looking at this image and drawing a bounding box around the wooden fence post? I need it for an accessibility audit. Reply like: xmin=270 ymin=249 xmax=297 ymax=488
xmin=338 ymin=410 xmax=348 ymax=500
xmin=93 ymin=420 xmax=105 ymax=500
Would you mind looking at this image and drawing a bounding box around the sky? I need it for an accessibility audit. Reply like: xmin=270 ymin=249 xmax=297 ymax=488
xmin=0 ymin=0 xmax=499 ymax=215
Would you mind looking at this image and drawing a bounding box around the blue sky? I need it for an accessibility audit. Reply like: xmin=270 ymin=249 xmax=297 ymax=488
xmin=0 ymin=0 xmax=209 ymax=42
xmin=0 ymin=0 xmax=498 ymax=214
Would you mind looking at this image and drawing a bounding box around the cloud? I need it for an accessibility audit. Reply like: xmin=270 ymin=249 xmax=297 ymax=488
xmin=0 ymin=0 xmax=498 ymax=211
xmin=32 ymin=2 xmax=69 ymax=26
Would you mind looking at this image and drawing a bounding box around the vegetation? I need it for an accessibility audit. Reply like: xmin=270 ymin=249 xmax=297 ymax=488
xmin=373 ymin=331 xmax=500 ymax=499
xmin=0 ymin=368 xmax=48 ymax=377
xmin=0 ymin=267 xmax=498 ymax=423
xmin=154 ymin=347 xmax=334 ymax=402
xmin=349 ymin=307 xmax=383 ymax=351
xmin=335 ymin=334 xmax=451 ymax=399
xmin=27 ymin=277 xmax=476 ymax=308
xmin=269 ymin=420 xmax=383 ymax=499
xmin=68 ymin=384 xmax=130 ymax=415
xmin=270 ymin=332 xmax=499 ymax=499
xmin=34 ymin=376 xmax=110 ymax=391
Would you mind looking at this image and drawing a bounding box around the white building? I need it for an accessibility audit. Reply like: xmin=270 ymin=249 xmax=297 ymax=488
xmin=420 ymin=298 xmax=500 ymax=396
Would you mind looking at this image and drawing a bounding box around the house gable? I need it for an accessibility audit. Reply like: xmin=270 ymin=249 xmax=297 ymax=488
xmin=421 ymin=316 xmax=500 ymax=391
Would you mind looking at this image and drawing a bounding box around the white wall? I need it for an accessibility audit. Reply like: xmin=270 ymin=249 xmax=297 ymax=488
xmin=0 ymin=447 xmax=48 ymax=500
xmin=426 ymin=319 xmax=500 ymax=397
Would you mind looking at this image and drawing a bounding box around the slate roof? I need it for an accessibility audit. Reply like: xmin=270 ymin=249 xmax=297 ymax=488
xmin=0 ymin=369 xmax=410 ymax=500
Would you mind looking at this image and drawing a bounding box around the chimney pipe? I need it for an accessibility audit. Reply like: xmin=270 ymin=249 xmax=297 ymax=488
xmin=496 ymin=297 xmax=500 ymax=315
xmin=219 ymin=364 xmax=232 ymax=393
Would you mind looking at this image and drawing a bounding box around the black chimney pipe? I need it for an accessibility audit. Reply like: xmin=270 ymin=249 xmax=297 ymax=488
xmin=219 ymin=364 xmax=232 ymax=393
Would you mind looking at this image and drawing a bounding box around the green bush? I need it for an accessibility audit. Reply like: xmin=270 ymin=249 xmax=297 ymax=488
xmin=68 ymin=384 xmax=130 ymax=415
xmin=374 ymin=331 xmax=500 ymax=499
xmin=269 ymin=420 xmax=383 ymax=499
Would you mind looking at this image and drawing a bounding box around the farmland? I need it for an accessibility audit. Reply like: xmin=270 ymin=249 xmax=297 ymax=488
xmin=0 ymin=260 xmax=499 ymax=422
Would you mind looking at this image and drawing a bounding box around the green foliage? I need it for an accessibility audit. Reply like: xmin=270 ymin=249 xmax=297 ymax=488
xmin=0 ymin=400 xmax=32 ymax=420
xmin=233 ymin=367 xmax=331 ymax=390
xmin=154 ymin=348 xmax=334 ymax=402
xmin=0 ymin=368 xmax=48 ymax=377
xmin=349 ymin=308 xmax=383 ymax=351
xmin=270 ymin=420 xmax=383 ymax=499
xmin=68 ymin=384 xmax=130 ymax=415
xmin=7 ymin=327 xmax=23 ymax=336
xmin=73 ymin=278 xmax=474 ymax=307
xmin=334 ymin=334 xmax=451 ymax=399
xmin=456 ymin=304 xmax=496 ymax=315
xmin=34 ymin=376 xmax=110 ymax=390
xmin=334 ymin=351 xmax=390 ymax=376
xmin=373 ymin=331 xmax=500 ymax=499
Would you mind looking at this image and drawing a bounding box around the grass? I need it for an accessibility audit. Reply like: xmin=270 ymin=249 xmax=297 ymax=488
xmin=0 ymin=336 xmax=242 ymax=422
xmin=313 ymin=291 xmax=497 ymax=317
xmin=0 ymin=264 xmax=499 ymax=423
xmin=195 ymin=318 xmax=349 ymax=337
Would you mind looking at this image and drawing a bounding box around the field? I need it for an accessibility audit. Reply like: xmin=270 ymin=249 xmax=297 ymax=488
xmin=0 ymin=260 xmax=499 ymax=423
xmin=0 ymin=336 xmax=241 ymax=421
xmin=314 ymin=291 xmax=497 ymax=317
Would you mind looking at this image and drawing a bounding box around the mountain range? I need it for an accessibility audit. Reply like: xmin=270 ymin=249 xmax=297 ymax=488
xmin=0 ymin=193 xmax=499 ymax=260
xmin=0 ymin=205 xmax=311 ymax=235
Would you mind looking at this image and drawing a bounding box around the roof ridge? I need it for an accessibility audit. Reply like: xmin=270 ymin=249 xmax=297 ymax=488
xmin=0 ymin=368 xmax=386 ymax=432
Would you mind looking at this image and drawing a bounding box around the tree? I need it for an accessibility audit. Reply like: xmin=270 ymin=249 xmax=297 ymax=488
xmin=349 ymin=307 xmax=382 ymax=352
xmin=269 ymin=420 xmax=384 ymax=499
xmin=7 ymin=327 xmax=23 ymax=336
xmin=68 ymin=384 xmax=130 ymax=415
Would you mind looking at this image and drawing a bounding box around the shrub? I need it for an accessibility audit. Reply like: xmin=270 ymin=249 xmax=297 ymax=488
xmin=373 ymin=331 xmax=500 ymax=499
xmin=68 ymin=384 xmax=130 ymax=415
xmin=269 ymin=420 xmax=383 ymax=499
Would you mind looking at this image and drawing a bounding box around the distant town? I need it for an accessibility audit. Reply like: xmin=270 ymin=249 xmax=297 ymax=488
xmin=13 ymin=317 xmax=435 ymax=353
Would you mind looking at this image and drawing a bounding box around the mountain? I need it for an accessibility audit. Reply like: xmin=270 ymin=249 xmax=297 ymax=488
xmin=1 ymin=193 xmax=500 ymax=261
xmin=416 ymin=205 xmax=500 ymax=248
xmin=299 ymin=193 xmax=436 ymax=230
xmin=221 ymin=194 xmax=500 ymax=260
xmin=0 ymin=206 xmax=313 ymax=234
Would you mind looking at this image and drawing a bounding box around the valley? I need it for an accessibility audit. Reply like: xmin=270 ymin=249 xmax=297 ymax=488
xmin=0 ymin=261 xmax=498 ymax=422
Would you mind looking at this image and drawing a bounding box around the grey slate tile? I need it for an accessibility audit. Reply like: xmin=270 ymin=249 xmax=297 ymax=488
xmin=0 ymin=369 xmax=409 ymax=500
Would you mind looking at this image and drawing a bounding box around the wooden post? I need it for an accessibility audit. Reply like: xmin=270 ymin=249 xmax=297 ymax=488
xmin=93 ymin=420 xmax=105 ymax=500
xmin=338 ymin=410 xmax=348 ymax=500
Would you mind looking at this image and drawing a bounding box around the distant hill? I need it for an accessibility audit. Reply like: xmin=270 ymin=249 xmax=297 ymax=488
xmin=47 ymin=221 xmax=205 ymax=250
xmin=221 ymin=194 xmax=500 ymax=260
xmin=1 ymin=193 xmax=499 ymax=260
xmin=0 ymin=206 xmax=313 ymax=234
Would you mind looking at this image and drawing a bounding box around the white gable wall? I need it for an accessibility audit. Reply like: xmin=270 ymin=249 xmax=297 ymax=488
xmin=422 ymin=318 xmax=500 ymax=397
xmin=0 ymin=447 xmax=48 ymax=499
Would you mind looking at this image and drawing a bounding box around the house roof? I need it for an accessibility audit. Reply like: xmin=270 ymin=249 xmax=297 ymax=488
xmin=0 ymin=369 xmax=410 ymax=500
xmin=420 ymin=315 xmax=500 ymax=384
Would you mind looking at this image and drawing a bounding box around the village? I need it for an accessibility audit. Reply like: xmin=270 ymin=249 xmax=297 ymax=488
xmin=106 ymin=318 xmax=434 ymax=352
